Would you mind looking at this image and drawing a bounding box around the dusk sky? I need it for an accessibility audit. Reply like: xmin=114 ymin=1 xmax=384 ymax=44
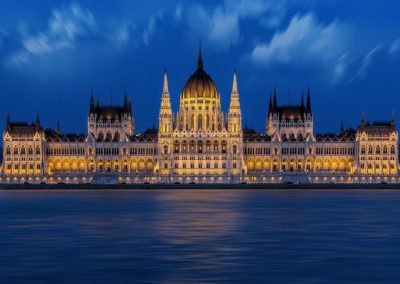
xmin=1 ymin=0 xmax=400 ymax=136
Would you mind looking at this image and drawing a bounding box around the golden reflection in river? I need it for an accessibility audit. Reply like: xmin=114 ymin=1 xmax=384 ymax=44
xmin=151 ymin=190 xmax=246 ymax=245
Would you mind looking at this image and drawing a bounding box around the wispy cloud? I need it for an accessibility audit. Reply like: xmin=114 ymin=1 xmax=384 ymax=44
xmin=180 ymin=0 xmax=285 ymax=51
xmin=5 ymin=3 xmax=95 ymax=67
xmin=248 ymin=13 xmax=353 ymax=83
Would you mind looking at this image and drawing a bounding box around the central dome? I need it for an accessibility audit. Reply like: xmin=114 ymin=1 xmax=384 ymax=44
xmin=181 ymin=48 xmax=219 ymax=100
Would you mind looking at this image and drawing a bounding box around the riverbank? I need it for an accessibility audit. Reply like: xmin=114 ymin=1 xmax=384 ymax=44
xmin=2 ymin=183 xmax=400 ymax=190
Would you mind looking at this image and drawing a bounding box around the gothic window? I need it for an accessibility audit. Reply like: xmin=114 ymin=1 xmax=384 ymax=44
xmin=197 ymin=141 xmax=203 ymax=153
xmin=6 ymin=147 xmax=11 ymax=155
xmin=233 ymin=145 xmax=237 ymax=154
xmin=190 ymin=140 xmax=196 ymax=152
xmin=383 ymin=145 xmax=388 ymax=155
xmin=14 ymin=147 xmax=18 ymax=155
xmin=98 ymin=132 xmax=104 ymax=141
xmin=198 ymin=115 xmax=203 ymax=130
xmin=174 ymin=141 xmax=180 ymax=153
xmin=122 ymin=147 xmax=127 ymax=155
xmin=36 ymin=147 xmax=40 ymax=155
xmin=361 ymin=146 xmax=366 ymax=155
xmin=221 ymin=140 xmax=227 ymax=154
xmin=106 ymin=132 xmax=112 ymax=142
xmin=114 ymin=132 xmax=120 ymax=142
xmin=376 ymin=145 xmax=380 ymax=154
xmin=21 ymin=147 xmax=26 ymax=155
xmin=205 ymin=140 xmax=211 ymax=151
xmin=163 ymin=145 xmax=168 ymax=154
xmin=213 ymin=141 xmax=219 ymax=151
xmin=191 ymin=115 xmax=195 ymax=130
xmin=182 ymin=140 xmax=187 ymax=152
xmin=368 ymin=146 xmax=373 ymax=155
xmin=206 ymin=115 xmax=210 ymax=129
xmin=391 ymin=145 xmax=395 ymax=155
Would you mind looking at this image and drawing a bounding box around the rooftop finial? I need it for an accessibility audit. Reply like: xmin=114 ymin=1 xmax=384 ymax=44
xmin=197 ymin=41 xmax=203 ymax=70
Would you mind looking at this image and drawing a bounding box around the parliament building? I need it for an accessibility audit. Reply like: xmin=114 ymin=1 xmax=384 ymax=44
xmin=1 ymin=49 xmax=399 ymax=184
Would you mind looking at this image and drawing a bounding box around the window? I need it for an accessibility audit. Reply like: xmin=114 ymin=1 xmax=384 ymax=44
xmin=36 ymin=147 xmax=40 ymax=155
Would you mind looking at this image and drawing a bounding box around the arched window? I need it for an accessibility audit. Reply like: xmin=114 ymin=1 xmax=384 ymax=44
xmin=376 ymin=145 xmax=380 ymax=154
xmin=114 ymin=132 xmax=120 ymax=142
xmin=197 ymin=140 xmax=203 ymax=153
xmin=233 ymin=145 xmax=237 ymax=154
xmin=6 ymin=147 xmax=11 ymax=155
xmin=98 ymin=132 xmax=104 ymax=141
xmin=391 ymin=145 xmax=395 ymax=155
xmin=205 ymin=140 xmax=211 ymax=151
xmin=21 ymin=147 xmax=26 ymax=155
xmin=105 ymin=132 xmax=112 ymax=142
xmin=198 ymin=115 xmax=202 ymax=130
xmin=368 ymin=146 xmax=373 ymax=155
xmin=174 ymin=141 xmax=180 ymax=153
xmin=221 ymin=140 xmax=227 ymax=154
xmin=181 ymin=140 xmax=187 ymax=152
xmin=189 ymin=140 xmax=196 ymax=152
xmin=14 ymin=147 xmax=18 ymax=155
xmin=36 ymin=147 xmax=40 ymax=155
xmin=383 ymin=145 xmax=388 ymax=155
xmin=28 ymin=147 xmax=33 ymax=155
xmin=361 ymin=146 xmax=366 ymax=155
xmin=163 ymin=145 xmax=168 ymax=154
xmin=190 ymin=115 xmax=195 ymax=130
xmin=213 ymin=140 xmax=219 ymax=151
xmin=206 ymin=115 xmax=210 ymax=129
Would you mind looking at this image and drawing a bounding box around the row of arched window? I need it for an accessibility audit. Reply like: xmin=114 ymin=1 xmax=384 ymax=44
xmin=6 ymin=146 xmax=40 ymax=156
xmin=361 ymin=145 xmax=396 ymax=155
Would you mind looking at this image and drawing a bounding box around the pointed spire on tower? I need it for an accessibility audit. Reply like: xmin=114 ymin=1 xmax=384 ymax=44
xmin=340 ymin=120 xmax=344 ymax=134
xmin=300 ymin=92 xmax=305 ymax=109
xmin=273 ymin=87 xmax=277 ymax=108
xmin=6 ymin=113 xmax=10 ymax=132
xmin=232 ymin=68 xmax=238 ymax=95
xmin=197 ymin=42 xmax=203 ymax=70
xmin=306 ymin=87 xmax=312 ymax=113
xmin=35 ymin=112 xmax=41 ymax=131
xmin=361 ymin=111 xmax=366 ymax=128
xmin=163 ymin=69 xmax=169 ymax=95
xmin=268 ymin=92 xmax=272 ymax=115
xmin=89 ymin=89 xmax=95 ymax=113
xmin=56 ymin=120 xmax=61 ymax=134
xmin=391 ymin=112 xmax=395 ymax=127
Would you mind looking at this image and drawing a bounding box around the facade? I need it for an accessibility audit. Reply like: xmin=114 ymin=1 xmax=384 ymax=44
xmin=1 ymin=49 xmax=399 ymax=184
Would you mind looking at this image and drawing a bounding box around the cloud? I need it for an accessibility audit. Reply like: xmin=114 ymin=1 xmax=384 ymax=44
xmin=389 ymin=38 xmax=400 ymax=57
xmin=182 ymin=0 xmax=285 ymax=51
xmin=248 ymin=13 xmax=352 ymax=83
xmin=142 ymin=12 xmax=163 ymax=46
xmin=350 ymin=45 xmax=383 ymax=81
xmin=5 ymin=3 xmax=95 ymax=67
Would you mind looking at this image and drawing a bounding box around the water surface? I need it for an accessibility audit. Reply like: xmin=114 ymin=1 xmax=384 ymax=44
xmin=0 ymin=189 xmax=400 ymax=283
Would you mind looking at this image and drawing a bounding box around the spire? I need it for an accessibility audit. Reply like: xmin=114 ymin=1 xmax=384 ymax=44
xmin=89 ymin=89 xmax=95 ymax=113
xmin=35 ymin=112 xmax=40 ymax=125
xmin=56 ymin=120 xmax=61 ymax=134
xmin=6 ymin=113 xmax=10 ymax=132
xmin=273 ymin=87 xmax=277 ymax=108
xmin=361 ymin=111 xmax=366 ymax=128
xmin=35 ymin=112 xmax=41 ymax=131
xmin=306 ymin=87 xmax=312 ymax=113
xmin=300 ymin=92 xmax=305 ymax=109
xmin=268 ymin=92 xmax=272 ymax=115
xmin=391 ymin=112 xmax=395 ymax=127
xmin=197 ymin=43 xmax=203 ymax=70
xmin=163 ymin=69 xmax=169 ymax=95
xmin=231 ymin=69 xmax=238 ymax=95
xmin=340 ymin=120 xmax=344 ymax=134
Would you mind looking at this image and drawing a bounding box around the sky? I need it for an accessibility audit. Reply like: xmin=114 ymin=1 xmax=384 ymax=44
xmin=1 ymin=0 xmax=400 ymax=136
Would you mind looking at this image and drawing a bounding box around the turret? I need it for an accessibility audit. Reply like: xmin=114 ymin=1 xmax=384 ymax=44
xmin=5 ymin=113 xmax=10 ymax=132
xmin=89 ymin=93 xmax=95 ymax=113
xmin=228 ymin=69 xmax=242 ymax=134
xmin=35 ymin=113 xmax=41 ymax=131
xmin=391 ymin=112 xmax=395 ymax=128
xmin=306 ymin=87 xmax=312 ymax=114
xmin=158 ymin=70 xmax=173 ymax=134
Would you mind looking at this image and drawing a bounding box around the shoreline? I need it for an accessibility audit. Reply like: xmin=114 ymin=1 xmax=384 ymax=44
xmin=2 ymin=183 xmax=400 ymax=190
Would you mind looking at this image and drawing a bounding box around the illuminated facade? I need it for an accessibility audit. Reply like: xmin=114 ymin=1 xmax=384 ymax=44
xmin=1 ymin=49 xmax=399 ymax=184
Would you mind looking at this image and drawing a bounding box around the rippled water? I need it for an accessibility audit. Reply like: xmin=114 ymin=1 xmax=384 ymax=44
xmin=1 ymin=189 xmax=400 ymax=283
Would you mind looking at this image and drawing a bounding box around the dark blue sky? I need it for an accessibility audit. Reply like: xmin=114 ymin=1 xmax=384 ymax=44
xmin=1 ymin=0 xmax=400 ymax=135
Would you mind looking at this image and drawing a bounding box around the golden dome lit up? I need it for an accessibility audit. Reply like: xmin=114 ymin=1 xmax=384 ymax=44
xmin=181 ymin=48 xmax=219 ymax=100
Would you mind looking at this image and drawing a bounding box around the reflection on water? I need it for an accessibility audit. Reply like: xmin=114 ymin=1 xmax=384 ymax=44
xmin=0 ymin=189 xmax=400 ymax=283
